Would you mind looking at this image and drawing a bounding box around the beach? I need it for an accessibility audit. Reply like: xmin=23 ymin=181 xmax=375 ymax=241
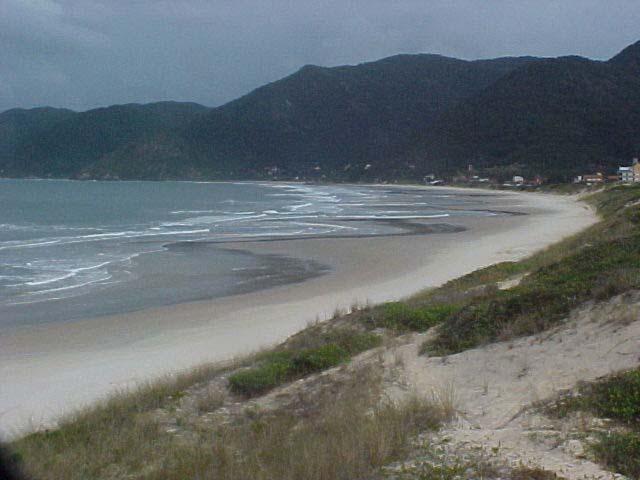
xmin=0 ymin=187 xmax=597 ymax=438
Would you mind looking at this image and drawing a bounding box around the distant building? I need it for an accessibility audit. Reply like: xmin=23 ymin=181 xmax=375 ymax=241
xmin=618 ymin=158 xmax=640 ymax=183
xmin=576 ymin=172 xmax=605 ymax=185
xmin=619 ymin=167 xmax=633 ymax=182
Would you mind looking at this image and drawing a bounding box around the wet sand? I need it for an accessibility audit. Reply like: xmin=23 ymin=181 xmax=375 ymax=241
xmin=0 ymin=188 xmax=597 ymax=438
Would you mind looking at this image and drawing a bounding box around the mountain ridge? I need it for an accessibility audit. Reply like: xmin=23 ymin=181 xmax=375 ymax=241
xmin=1 ymin=41 xmax=639 ymax=181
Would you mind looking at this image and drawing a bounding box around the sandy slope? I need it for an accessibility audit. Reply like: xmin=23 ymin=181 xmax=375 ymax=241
xmin=0 ymin=188 xmax=596 ymax=439
xmin=384 ymin=291 xmax=640 ymax=479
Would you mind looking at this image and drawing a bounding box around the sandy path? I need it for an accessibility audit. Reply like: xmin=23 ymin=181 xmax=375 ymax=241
xmin=0 ymin=188 xmax=596 ymax=439
xmin=388 ymin=292 xmax=640 ymax=479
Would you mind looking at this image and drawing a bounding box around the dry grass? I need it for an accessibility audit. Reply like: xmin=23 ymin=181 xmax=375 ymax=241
xmin=430 ymin=381 xmax=458 ymax=420
xmin=10 ymin=365 xmax=445 ymax=480
xmin=195 ymin=387 xmax=227 ymax=414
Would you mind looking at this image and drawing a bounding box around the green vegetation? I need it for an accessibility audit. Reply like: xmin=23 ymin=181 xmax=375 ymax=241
xmin=229 ymin=329 xmax=381 ymax=396
xmin=430 ymin=234 xmax=640 ymax=353
xmin=414 ymin=184 xmax=640 ymax=355
xmin=591 ymin=432 xmax=640 ymax=479
xmin=546 ymin=368 xmax=640 ymax=478
xmin=423 ymin=43 xmax=640 ymax=182
xmin=549 ymin=368 xmax=640 ymax=423
xmin=363 ymin=302 xmax=460 ymax=332
xmin=0 ymin=102 xmax=208 ymax=179
xmin=1 ymin=54 xmax=533 ymax=181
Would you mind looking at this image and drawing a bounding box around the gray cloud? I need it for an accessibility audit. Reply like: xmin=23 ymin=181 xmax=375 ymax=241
xmin=1 ymin=0 xmax=639 ymax=112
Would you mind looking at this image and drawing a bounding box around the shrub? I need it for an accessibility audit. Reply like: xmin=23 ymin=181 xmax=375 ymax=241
xmin=228 ymin=357 xmax=292 ymax=396
xmin=544 ymin=368 xmax=640 ymax=478
xmin=591 ymin=432 xmax=640 ymax=479
xmin=228 ymin=331 xmax=381 ymax=397
xmin=509 ymin=467 xmax=560 ymax=480
xmin=373 ymin=302 xmax=458 ymax=332
xmin=290 ymin=344 xmax=348 ymax=375
xmin=582 ymin=369 xmax=640 ymax=424
xmin=321 ymin=329 xmax=382 ymax=354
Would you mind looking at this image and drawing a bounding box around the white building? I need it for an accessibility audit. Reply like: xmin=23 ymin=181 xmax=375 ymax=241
xmin=618 ymin=158 xmax=640 ymax=183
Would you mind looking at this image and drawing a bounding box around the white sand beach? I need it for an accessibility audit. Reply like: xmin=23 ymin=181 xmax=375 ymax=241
xmin=0 ymin=188 xmax=597 ymax=439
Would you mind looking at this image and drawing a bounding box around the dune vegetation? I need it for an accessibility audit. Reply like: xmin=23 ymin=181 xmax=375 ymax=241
xmin=5 ymin=184 xmax=640 ymax=479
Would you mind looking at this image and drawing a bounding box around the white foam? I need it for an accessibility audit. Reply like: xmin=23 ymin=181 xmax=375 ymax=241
xmin=0 ymin=239 xmax=61 ymax=251
xmin=291 ymin=222 xmax=357 ymax=231
xmin=335 ymin=214 xmax=450 ymax=220
xmin=288 ymin=203 xmax=312 ymax=211
xmin=170 ymin=210 xmax=216 ymax=215
xmin=25 ymin=261 xmax=112 ymax=286
xmin=7 ymin=273 xmax=113 ymax=303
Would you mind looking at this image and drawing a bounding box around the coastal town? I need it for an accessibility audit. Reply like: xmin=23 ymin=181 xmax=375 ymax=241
xmin=424 ymin=158 xmax=640 ymax=187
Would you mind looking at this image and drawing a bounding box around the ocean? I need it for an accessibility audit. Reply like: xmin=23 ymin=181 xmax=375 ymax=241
xmin=0 ymin=179 xmax=496 ymax=327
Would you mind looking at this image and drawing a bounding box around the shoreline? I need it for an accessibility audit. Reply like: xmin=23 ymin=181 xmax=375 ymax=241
xmin=0 ymin=187 xmax=598 ymax=439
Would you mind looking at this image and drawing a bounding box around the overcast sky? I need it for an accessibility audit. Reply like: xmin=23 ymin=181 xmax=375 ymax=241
xmin=1 ymin=0 xmax=639 ymax=112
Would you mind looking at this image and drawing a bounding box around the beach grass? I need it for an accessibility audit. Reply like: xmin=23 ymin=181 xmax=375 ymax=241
xmin=10 ymin=364 xmax=445 ymax=480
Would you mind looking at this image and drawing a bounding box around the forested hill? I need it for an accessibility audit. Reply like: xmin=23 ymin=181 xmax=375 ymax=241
xmin=0 ymin=102 xmax=209 ymax=178
xmin=419 ymin=41 xmax=640 ymax=180
xmin=1 ymin=41 xmax=639 ymax=181
xmin=179 ymin=55 xmax=537 ymax=180
xmin=0 ymin=107 xmax=75 ymax=166
xmin=0 ymin=55 xmax=535 ymax=180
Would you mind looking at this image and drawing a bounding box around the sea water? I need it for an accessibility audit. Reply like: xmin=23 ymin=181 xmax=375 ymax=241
xmin=0 ymin=179 xmax=497 ymax=327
